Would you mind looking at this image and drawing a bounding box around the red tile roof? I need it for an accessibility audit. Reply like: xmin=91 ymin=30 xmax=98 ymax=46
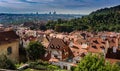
xmin=88 ymin=37 xmax=107 ymax=53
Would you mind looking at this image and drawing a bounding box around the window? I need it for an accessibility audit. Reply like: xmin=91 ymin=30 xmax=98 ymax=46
xmin=76 ymin=61 xmax=79 ymax=63
xmin=58 ymin=45 xmax=60 ymax=48
xmin=51 ymin=44 xmax=54 ymax=48
xmin=101 ymin=42 xmax=105 ymax=44
xmin=7 ymin=47 xmax=12 ymax=55
xmin=100 ymin=46 xmax=105 ymax=49
xmin=93 ymin=40 xmax=99 ymax=44
xmin=92 ymin=46 xmax=97 ymax=49
xmin=63 ymin=66 xmax=67 ymax=70
xmin=54 ymin=55 xmax=58 ymax=58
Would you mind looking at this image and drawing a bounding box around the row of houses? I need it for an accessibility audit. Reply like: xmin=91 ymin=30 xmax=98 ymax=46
xmin=16 ymin=28 xmax=120 ymax=70
xmin=0 ymin=27 xmax=120 ymax=70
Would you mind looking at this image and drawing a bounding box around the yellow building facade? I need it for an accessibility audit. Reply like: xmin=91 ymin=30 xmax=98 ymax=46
xmin=0 ymin=30 xmax=19 ymax=62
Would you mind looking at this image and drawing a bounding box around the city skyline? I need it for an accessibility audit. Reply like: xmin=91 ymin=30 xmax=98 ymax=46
xmin=0 ymin=0 xmax=119 ymax=14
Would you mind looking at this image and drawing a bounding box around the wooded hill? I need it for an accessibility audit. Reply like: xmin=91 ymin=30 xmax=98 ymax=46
xmin=46 ymin=5 xmax=120 ymax=32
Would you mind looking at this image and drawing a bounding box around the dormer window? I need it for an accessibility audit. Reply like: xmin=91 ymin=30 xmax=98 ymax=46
xmin=93 ymin=40 xmax=99 ymax=44
xmin=92 ymin=46 xmax=97 ymax=49
xmin=101 ymin=42 xmax=105 ymax=44
xmin=100 ymin=46 xmax=105 ymax=49
xmin=50 ymin=44 xmax=54 ymax=49
xmin=52 ymin=44 xmax=54 ymax=48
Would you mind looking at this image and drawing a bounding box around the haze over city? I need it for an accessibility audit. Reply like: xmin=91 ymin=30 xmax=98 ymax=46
xmin=0 ymin=0 xmax=120 ymax=14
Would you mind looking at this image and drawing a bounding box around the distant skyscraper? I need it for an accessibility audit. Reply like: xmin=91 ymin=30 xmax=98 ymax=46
xmin=53 ymin=11 xmax=56 ymax=15
xmin=49 ymin=12 xmax=51 ymax=15
xmin=36 ymin=12 xmax=38 ymax=15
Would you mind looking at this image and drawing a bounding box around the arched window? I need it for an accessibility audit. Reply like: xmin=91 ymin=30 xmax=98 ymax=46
xmin=7 ymin=47 xmax=12 ymax=55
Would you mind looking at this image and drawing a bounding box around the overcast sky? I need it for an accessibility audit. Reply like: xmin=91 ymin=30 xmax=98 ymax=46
xmin=0 ymin=0 xmax=119 ymax=14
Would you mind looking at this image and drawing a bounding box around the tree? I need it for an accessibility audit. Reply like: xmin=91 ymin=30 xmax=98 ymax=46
xmin=46 ymin=5 xmax=120 ymax=32
xmin=0 ymin=55 xmax=16 ymax=70
xmin=39 ymin=25 xmax=47 ymax=31
xmin=75 ymin=53 xmax=120 ymax=71
xmin=26 ymin=41 xmax=46 ymax=61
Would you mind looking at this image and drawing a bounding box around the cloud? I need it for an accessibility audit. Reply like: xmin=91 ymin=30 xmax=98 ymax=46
xmin=0 ymin=0 xmax=119 ymax=14
xmin=0 ymin=0 xmax=23 ymax=3
xmin=25 ymin=0 xmax=54 ymax=2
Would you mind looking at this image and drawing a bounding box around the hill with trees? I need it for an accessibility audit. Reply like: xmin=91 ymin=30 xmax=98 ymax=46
xmin=46 ymin=5 xmax=120 ymax=32
xmin=90 ymin=5 xmax=120 ymax=15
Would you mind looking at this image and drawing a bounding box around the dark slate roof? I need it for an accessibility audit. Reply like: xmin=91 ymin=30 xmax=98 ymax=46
xmin=0 ymin=30 xmax=19 ymax=44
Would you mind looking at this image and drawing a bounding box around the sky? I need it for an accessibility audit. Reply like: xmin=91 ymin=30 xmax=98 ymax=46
xmin=0 ymin=0 xmax=119 ymax=14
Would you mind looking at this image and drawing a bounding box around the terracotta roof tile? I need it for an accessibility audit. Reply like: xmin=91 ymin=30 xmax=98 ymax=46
xmin=88 ymin=37 xmax=107 ymax=53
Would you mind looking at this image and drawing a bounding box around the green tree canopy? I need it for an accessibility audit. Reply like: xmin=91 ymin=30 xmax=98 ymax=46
xmin=75 ymin=53 xmax=120 ymax=71
xmin=26 ymin=41 xmax=46 ymax=61
xmin=46 ymin=5 xmax=120 ymax=32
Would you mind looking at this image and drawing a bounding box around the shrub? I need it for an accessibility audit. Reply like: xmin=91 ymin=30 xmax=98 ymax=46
xmin=0 ymin=55 xmax=16 ymax=70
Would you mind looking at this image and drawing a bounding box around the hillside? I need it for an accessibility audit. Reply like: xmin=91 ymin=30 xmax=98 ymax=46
xmin=46 ymin=5 xmax=120 ymax=32
xmin=90 ymin=5 xmax=120 ymax=15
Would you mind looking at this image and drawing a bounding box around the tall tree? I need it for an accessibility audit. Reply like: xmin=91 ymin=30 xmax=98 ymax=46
xmin=26 ymin=41 xmax=46 ymax=61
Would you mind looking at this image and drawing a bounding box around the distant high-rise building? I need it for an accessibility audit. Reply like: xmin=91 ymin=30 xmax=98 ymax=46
xmin=53 ymin=11 xmax=56 ymax=15
xmin=49 ymin=12 xmax=51 ymax=15
xmin=36 ymin=12 xmax=38 ymax=15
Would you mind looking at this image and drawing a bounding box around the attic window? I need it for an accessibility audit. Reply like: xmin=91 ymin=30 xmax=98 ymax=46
xmin=92 ymin=46 xmax=97 ymax=49
xmin=50 ymin=44 xmax=54 ymax=49
xmin=100 ymin=46 xmax=105 ymax=49
xmin=101 ymin=42 xmax=105 ymax=44
xmin=93 ymin=40 xmax=99 ymax=44
xmin=52 ymin=44 xmax=54 ymax=47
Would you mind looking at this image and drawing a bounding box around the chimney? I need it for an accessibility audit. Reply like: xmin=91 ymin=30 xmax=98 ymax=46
xmin=116 ymin=38 xmax=118 ymax=48
xmin=113 ymin=47 xmax=117 ymax=53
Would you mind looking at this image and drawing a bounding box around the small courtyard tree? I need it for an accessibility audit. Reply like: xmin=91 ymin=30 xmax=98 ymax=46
xmin=26 ymin=41 xmax=46 ymax=61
